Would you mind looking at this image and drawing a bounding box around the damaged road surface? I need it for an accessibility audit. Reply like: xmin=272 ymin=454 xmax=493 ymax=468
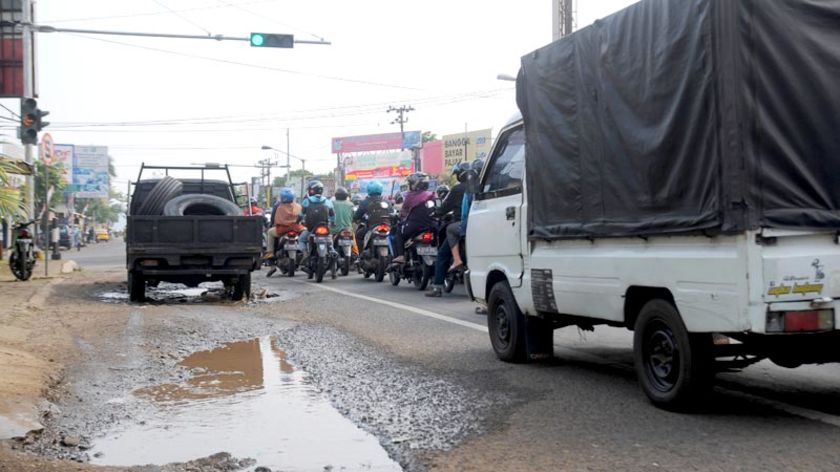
xmin=4 ymin=242 xmax=840 ymax=472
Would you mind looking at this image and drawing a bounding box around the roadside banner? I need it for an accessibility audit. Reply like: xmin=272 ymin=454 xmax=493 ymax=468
xmin=73 ymin=145 xmax=110 ymax=198
xmin=332 ymin=131 xmax=421 ymax=154
xmin=343 ymin=150 xmax=414 ymax=179
xmin=39 ymin=133 xmax=54 ymax=165
xmin=54 ymin=144 xmax=75 ymax=187
xmin=442 ymin=129 xmax=492 ymax=173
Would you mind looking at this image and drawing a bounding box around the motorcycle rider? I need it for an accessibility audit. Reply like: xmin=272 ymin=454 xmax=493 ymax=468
xmin=427 ymin=162 xmax=470 ymax=296
xmin=391 ymin=172 xmax=436 ymax=265
xmin=298 ymin=180 xmax=335 ymax=272
xmin=244 ymin=197 xmax=264 ymax=216
xmin=265 ymin=188 xmax=304 ymax=273
xmin=353 ymin=180 xmax=392 ymax=249
xmin=331 ymin=187 xmax=354 ymax=235
xmin=427 ymin=160 xmax=482 ymax=297
xmin=435 ymin=184 xmax=450 ymax=203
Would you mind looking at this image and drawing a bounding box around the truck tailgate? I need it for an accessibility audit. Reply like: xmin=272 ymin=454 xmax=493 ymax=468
xmin=128 ymin=216 xmax=263 ymax=248
xmin=762 ymin=231 xmax=840 ymax=303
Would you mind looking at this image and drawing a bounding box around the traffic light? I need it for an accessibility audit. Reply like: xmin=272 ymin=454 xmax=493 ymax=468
xmin=19 ymin=97 xmax=49 ymax=145
xmin=249 ymin=33 xmax=294 ymax=48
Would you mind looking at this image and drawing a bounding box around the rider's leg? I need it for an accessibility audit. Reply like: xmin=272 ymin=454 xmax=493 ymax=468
xmin=446 ymin=223 xmax=464 ymax=269
xmin=265 ymin=227 xmax=278 ymax=257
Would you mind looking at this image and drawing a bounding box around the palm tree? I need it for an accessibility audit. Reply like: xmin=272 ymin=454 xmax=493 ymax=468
xmin=0 ymin=158 xmax=26 ymax=219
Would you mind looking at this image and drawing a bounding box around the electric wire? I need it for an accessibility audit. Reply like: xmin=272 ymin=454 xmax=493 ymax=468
xmin=150 ymin=0 xmax=213 ymax=35
xmin=0 ymin=102 xmax=20 ymax=118
xmin=42 ymin=0 xmax=283 ymax=24
xmin=69 ymin=33 xmax=423 ymax=91
xmin=213 ymin=0 xmax=325 ymax=42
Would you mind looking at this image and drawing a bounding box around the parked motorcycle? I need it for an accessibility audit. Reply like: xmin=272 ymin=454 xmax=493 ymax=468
xmin=389 ymin=229 xmax=437 ymax=291
xmin=334 ymin=228 xmax=355 ymax=276
xmin=268 ymin=230 xmax=302 ymax=277
xmin=304 ymin=224 xmax=337 ymax=283
xmin=357 ymin=221 xmax=392 ymax=282
xmin=10 ymin=220 xmax=37 ymax=281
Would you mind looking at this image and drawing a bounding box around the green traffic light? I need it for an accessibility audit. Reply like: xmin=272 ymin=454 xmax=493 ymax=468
xmin=250 ymin=33 xmax=265 ymax=47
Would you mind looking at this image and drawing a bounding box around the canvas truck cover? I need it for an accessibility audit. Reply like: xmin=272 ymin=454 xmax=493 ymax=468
xmin=517 ymin=0 xmax=840 ymax=240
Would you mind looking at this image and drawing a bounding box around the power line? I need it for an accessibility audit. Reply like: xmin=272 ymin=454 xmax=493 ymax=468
xmin=213 ymin=0 xmax=325 ymax=42
xmin=69 ymin=34 xmax=423 ymax=91
xmin=0 ymin=102 xmax=20 ymax=118
xmin=41 ymin=0 xmax=283 ymax=24
xmin=151 ymin=0 xmax=213 ymax=36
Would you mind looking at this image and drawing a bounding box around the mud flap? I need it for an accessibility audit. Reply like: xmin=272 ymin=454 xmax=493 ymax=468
xmin=525 ymin=315 xmax=554 ymax=361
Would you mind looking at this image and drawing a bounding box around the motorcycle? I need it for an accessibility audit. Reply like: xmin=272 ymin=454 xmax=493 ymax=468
xmin=333 ymin=228 xmax=355 ymax=276
xmin=389 ymin=228 xmax=437 ymax=291
xmin=357 ymin=221 xmax=392 ymax=282
xmin=268 ymin=230 xmax=302 ymax=277
xmin=304 ymin=223 xmax=337 ymax=283
xmin=444 ymin=238 xmax=467 ymax=293
xmin=10 ymin=220 xmax=37 ymax=281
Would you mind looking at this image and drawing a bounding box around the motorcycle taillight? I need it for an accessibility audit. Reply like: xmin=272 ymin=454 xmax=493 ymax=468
xmin=421 ymin=231 xmax=434 ymax=244
xmin=286 ymin=231 xmax=298 ymax=237
xmin=340 ymin=229 xmax=352 ymax=237
xmin=376 ymin=224 xmax=390 ymax=233
xmin=19 ymin=230 xmax=30 ymax=238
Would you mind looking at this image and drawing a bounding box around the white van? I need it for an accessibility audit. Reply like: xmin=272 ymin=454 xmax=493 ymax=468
xmin=466 ymin=111 xmax=840 ymax=409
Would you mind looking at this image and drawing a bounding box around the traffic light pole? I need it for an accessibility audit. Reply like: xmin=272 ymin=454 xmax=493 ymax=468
xmin=23 ymin=24 xmax=331 ymax=46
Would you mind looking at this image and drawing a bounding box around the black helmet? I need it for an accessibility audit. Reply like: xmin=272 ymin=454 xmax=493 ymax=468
xmin=351 ymin=194 xmax=362 ymax=205
xmin=394 ymin=193 xmax=404 ymax=204
xmin=307 ymin=180 xmax=324 ymax=196
xmin=436 ymin=184 xmax=450 ymax=199
xmin=334 ymin=187 xmax=349 ymax=201
xmin=452 ymin=161 xmax=469 ymax=183
xmin=406 ymin=172 xmax=430 ymax=191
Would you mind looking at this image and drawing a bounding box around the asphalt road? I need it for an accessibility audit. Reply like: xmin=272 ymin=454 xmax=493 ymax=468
xmin=67 ymin=238 xmax=126 ymax=269
xmin=71 ymin=244 xmax=840 ymax=470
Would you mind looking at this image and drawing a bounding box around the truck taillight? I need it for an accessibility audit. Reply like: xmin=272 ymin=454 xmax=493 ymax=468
xmin=766 ymin=309 xmax=834 ymax=333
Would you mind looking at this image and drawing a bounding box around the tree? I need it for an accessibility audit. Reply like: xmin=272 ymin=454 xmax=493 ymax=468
xmin=33 ymin=160 xmax=67 ymax=213
xmin=272 ymin=169 xmax=313 ymax=188
xmin=422 ymin=131 xmax=438 ymax=143
xmin=0 ymin=159 xmax=26 ymax=219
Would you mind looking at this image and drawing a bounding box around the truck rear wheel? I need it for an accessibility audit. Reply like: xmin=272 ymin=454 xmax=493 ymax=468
xmin=488 ymin=281 xmax=527 ymax=363
xmin=633 ymin=299 xmax=713 ymax=410
xmin=231 ymin=273 xmax=251 ymax=301
xmin=128 ymin=271 xmax=145 ymax=302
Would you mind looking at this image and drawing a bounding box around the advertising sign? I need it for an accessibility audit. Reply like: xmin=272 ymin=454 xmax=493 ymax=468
xmin=349 ymin=177 xmax=403 ymax=198
xmin=39 ymin=133 xmax=54 ymax=164
xmin=332 ymin=131 xmax=421 ymax=154
xmin=54 ymin=144 xmax=74 ymax=186
xmin=343 ymin=150 xmax=414 ymax=179
xmin=442 ymin=129 xmax=493 ymax=173
xmin=73 ymin=145 xmax=110 ymax=198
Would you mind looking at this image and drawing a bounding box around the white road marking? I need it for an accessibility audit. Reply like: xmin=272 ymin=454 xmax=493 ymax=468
xmin=293 ymin=279 xmax=488 ymax=333
xmin=297 ymin=280 xmax=840 ymax=429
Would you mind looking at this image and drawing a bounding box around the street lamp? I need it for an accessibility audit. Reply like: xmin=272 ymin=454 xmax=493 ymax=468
xmin=261 ymin=145 xmax=306 ymax=199
xmin=496 ymin=73 xmax=517 ymax=82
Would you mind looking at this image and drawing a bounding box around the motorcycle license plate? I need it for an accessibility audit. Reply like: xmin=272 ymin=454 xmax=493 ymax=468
xmin=416 ymin=245 xmax=436 ymax=256
xmin=338 ymin=240 xmax=353 ymax=246
xmin=373 ymin=240 xmax=389 ymax=246
xmin=284 ymin=244 xmax=298 ymax=251
xmin=314 ymin=237 xmax=331 ymax=243
xmin=17 ymin=239 xmax=32 ymax=243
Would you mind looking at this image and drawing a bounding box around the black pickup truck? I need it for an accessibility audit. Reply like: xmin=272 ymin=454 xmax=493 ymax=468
xmin=125 ymin=164 xmax=262 ymax=302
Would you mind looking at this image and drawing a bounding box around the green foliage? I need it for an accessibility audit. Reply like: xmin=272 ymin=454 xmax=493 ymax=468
xmin=0 ymin=159 xmax=26 ymax=219
xmin=272 ymin=169 xmax=313 ymax=188
xmin=34 ymin=160 xmax=67 ymax=211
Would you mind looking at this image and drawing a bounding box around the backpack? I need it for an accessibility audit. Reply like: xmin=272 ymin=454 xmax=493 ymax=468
xmin=366 ymin=196 xmax=391 ymax=226
xmin=304 ymin=199 xmax=330 ymax=230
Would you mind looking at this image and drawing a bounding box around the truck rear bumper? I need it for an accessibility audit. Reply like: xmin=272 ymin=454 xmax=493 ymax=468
xmin=137 ymin=268 xmax=250 ymax=276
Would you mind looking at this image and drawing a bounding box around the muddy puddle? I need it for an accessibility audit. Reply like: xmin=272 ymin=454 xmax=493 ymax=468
xmin=89 ymin=337 xmax=402 ymax=471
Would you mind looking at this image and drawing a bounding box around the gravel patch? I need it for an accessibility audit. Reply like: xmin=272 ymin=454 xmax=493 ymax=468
xmin=275 ymin=325 xmax=509 ymax=471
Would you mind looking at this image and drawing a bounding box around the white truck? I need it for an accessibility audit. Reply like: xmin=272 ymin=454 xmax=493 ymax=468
xmin=466 ymin=0 xmax=840 ymax=409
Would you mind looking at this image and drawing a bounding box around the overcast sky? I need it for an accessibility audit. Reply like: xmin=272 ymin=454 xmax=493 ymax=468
xmin=0 ymin=0 xmax=636 ymax=189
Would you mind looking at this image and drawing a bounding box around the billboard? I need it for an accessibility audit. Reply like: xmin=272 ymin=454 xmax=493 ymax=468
xmin=349 ymin=177 xmax=403 ymax=198
xmin=332 ymin=131 xmax=421 ymax=154
xmin=73 ymin=145 xmax=110 ymax=198
xmin=54 ymin=144 xmax=74 ymax=186
xmin=442 ymin=129 xmax=493 ymax=173
xmin=343 ymin=150 xmax=414 ymax=179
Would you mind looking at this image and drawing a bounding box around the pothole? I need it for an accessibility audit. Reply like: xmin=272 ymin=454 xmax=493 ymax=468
xmin=87 ymin=337 xmax=402 ymax=471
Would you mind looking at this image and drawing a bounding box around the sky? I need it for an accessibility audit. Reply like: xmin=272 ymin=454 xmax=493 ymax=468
xmin=0 ymin=0 xmax=637 ymax=191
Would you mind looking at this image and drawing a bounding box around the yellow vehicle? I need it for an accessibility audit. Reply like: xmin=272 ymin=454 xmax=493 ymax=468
xmin=95 ymin=228 xmax=110 ymax=242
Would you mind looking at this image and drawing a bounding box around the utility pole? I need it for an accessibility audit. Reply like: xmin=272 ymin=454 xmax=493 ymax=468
xmin=387 ymin=105 xmax=417 ymax=171
xmin=552 ymin=0 xmax=575 ymax=41
xmin=21 ymin=0 xmax=33 ymax=219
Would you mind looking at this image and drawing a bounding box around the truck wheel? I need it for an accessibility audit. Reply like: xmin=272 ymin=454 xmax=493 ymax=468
xmin=231 ymin=273 xmax=251 ymax=301
xmin=128 ymin=271 xmax=145 ymax=302
xmin=488 ymin=281 xmax=527 ymax=363
xmin=633 ymin=299 xmax=713 ymax=410
xmin=163 ymin=194 xmax=241 ymax=216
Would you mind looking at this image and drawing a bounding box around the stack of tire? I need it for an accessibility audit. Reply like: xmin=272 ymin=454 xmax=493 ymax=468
xmin=134 ymin=176 xmax=241 ymax=216
xmin=129 ymin=176 xmax=248 ymax=303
